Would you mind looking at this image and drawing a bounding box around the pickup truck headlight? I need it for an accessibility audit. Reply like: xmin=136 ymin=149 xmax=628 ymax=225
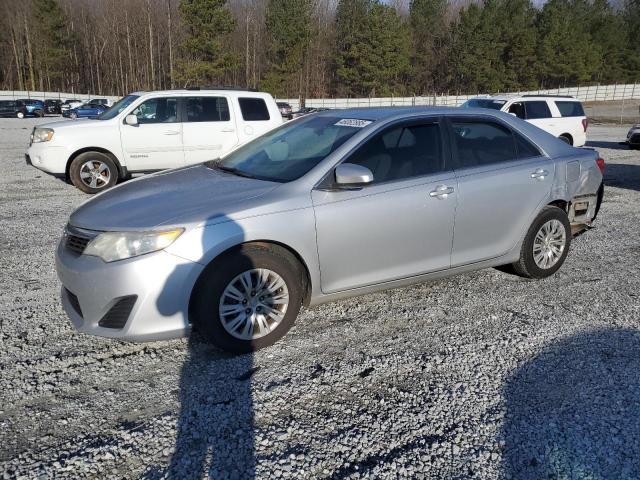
xmin=32 ymin=127 xmax=54 ymax=143
xmin=84 ymin=229 xmax=184 ymax=262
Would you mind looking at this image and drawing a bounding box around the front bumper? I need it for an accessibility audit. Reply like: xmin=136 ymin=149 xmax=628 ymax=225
xmin=26 ymin=143 xmax=69 ymax=175
xmin=56 ymin=238 xmax=204 ymax=342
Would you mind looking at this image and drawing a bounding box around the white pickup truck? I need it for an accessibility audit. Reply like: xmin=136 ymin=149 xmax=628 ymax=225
xmin=26 ymin=89 xmax=283 ymax=193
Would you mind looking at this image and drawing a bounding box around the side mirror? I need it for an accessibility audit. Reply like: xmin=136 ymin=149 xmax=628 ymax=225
xmin=125 ymin=114 xmax=138 ymax=126
xmin=335 ymin=163 xmax=374 ymax=187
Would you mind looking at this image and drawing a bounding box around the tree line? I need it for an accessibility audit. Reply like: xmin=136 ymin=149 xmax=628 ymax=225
xmin=0 ymin=0 xmax=638 ymax=100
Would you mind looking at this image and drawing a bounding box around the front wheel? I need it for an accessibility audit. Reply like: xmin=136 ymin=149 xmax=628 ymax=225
xmin=191 ymin=244 xmax=305 ymax=353
xmin=511 ymin=206 xmax=571 ymax=279
xmin=69 ymin=112 xmax=77 ymax=119
xmin=16 ymin=111 xmax=24 ymax=119
xmin=69 ymin=152 xmax=119 ymax=194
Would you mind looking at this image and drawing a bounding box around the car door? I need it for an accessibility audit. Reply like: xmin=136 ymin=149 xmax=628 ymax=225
xmin=181 ymin=96 xmax=239 ymax=164
xmin=119 ymin=96 xmax=184 ymax=171
xmin=447 ymin=116 xmax=553 ymax=266
xmin=312 ymin=119 xmax=457 ymax=293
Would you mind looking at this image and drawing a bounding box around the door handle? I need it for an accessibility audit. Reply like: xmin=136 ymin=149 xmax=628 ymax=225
xmin=163 ymin=130 xmax=180 ymax=135
xmin=221 ymin=128 xmax=235 ymax=133
xmin=429 ymin=185 xmax=454 ymax=198
xmin=531 ymin=168 xmax=549 ymax=179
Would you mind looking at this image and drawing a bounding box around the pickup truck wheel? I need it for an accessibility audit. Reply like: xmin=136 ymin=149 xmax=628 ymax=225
xmin=512 ymin=206 xmax=571 ymax=279
xmin=559 ymin=134 xmax=573 ymax=145
xmin=69 ymin=152 xmax=119 ymax=194
xmin=191 ymin=244 xmax=304 ymax=354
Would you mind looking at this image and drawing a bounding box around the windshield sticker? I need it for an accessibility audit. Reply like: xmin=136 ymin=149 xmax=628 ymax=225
xmin=335 ymin=119 xmax=372 ymax=128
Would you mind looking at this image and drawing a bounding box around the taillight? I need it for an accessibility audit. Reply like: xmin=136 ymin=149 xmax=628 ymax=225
xmin=596 ymin=157 xmax=605 ymax=175
xmin=582 ymin=118 xmax=589 ymax=132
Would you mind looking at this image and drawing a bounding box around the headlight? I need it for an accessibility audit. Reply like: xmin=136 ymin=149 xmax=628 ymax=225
xmin=32 ymin=128 xmax=54 ymax=143
xmin=83 ymin=229 xmax=183 ymax=262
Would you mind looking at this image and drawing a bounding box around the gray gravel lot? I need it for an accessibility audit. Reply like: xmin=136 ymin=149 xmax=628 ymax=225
xmin=1 ymin=118 xmax=639 ymax=479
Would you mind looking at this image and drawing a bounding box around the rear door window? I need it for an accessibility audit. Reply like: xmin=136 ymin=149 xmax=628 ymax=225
xmin=450 ymin=120 xmax=517 ymax=168
xmin=514 ymin=131 xmax=542 ymax=159
xmin=555 ymin=101 xmax=585 ymax=117
xmin=524 ymin=101 xmax=552 ymax=119
xmin=184 ymin=97 xmax=230 ymax=122
xmin=238 ymin=97 xmax=270 ymax=121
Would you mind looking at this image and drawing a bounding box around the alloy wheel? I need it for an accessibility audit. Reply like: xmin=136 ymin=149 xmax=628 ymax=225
xmin=532 ymin=219 xmax=566 ymax=269
xmin=79 ymin=160 xmax=111 ymax=189
xmin=219 ymin=268 xmax=289 ymax=340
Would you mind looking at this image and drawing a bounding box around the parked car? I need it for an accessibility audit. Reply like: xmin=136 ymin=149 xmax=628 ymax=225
xmin=291 ymin=107 xmax=329 ymax=119
xmin=277 ymin=102 xmax=293 ymax=119
xmin=61 ymin=99 xmax=83 ymax=112
xmin=55 ymin=107 xmax=604 ymax=353
xmin=461 ymin=95 xmax=588 ymax=146
xmin=0 ymin=100 xmax=29 ymax=118
xmin=88 ymin=98 xmax=113 ymax=107
xmin=63 ymin=103 xmax=108 ymax=119
xmin=44 ymin=99 xmax=63 ymax=114
xmin=15 ymin=99 xmax=45 ymax=117
xmin=27 ymin=89 xmax=283 ymax=193
xmin=626 ymin=124 xmax=640 ymax=149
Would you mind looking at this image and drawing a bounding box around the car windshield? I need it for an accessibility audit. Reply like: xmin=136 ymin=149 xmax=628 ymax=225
xmin=461 ymin=99 xmax=507 ymax=110
xmin=214 ymin=115 xmax=368 ymax=182
xmin=97 ymin=95 xmax=138 ymax=120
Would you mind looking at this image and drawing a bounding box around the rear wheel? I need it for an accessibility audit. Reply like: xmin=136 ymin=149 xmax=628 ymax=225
xmin=512 ymin=206 xmax=571 ymax=279
xmin=16 ymin=111 xmax=24 ymax=119
xmin=69 ymin=151 xmax=119 ymax=194
xmin=191 ymin=244 xmax=305 ymax=354
xmin=34 ymin=109 xmax=44 ymax=118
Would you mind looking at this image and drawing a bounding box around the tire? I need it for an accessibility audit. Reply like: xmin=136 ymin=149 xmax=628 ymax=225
xmin=69 ymin=151 xmax=119 ymax=194
xmin=191 ymin=243 xmax=305 ymax=354
xmin=16 ymin=111 xmax=24 ymax=119
xmin=559 ymin=134 xmax=573 ymax=145
xmin=35 ymin=109 xmax=44 ymax=118
xmin=511 ymin=206 xmax=571 ymax=279
xmin=70 ymin=112 xmax=77 ymax=119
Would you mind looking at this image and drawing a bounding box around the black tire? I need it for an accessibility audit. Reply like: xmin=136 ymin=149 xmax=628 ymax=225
xmin=559 ymin=134 xmax=573 ymax=145
xmin=35 ymin=109 xmax=44 ymax=118
xmin=69 ymin=151 xmax=119 ymax=194
xmin=191 ymin=243 xmax=305 ymax=354
xmin=511 ymin=206 xmax=571 ymax=279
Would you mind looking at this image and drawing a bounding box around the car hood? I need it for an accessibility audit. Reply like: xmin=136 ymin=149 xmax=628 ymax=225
xmin=69 ymin=164 xmax=281 ymax=231
xmin=39 ymin=118 xmax=109 ymax=130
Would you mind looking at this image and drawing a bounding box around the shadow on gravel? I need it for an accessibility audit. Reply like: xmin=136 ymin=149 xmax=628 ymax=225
xmin=602 ymin=163 xmax=640 ymax=192
xmin=145 ymin=214 xmax=257 ymax=479
xmin=501 ymin=327 xmax=640 ymax=479
xmin=585 ymin=140 xmax=631 ymax=151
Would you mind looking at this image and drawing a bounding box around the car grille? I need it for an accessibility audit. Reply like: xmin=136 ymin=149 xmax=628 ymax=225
xmin=65 ymin=288 xmax=83 ymax=318
xmin=98 ymin=296 xmax=138 ymax=329
xmin=66 ymin=234 xmax=91 ymax=255
xmin=64 ymin=225 xmax=98 ymax=255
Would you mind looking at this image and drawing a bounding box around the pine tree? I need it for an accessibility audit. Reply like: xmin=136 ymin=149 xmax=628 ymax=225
xmin=32 ymin=0 xmax=72 ymax=91
xmin=334 ymin=0 xmax=411 ymax=97
xmin=176 ymin=0 xmax=237 ymax=87
xmin=409 ymin=0 xmax=448 ymax=94
xmin=262 ymin=0 xmax=313 ymax=98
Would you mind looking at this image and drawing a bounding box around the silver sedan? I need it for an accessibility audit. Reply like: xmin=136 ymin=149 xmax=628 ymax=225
xmin=55 ymin=107 xmax=604 ymax=353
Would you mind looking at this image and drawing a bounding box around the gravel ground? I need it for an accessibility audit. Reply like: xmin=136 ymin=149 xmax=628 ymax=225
xmin=1 ymin=118 xmax=639 ymax=479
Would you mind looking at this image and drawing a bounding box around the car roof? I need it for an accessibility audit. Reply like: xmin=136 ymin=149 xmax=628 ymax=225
xmin=314 ymin=106 xmax=460 ymax=121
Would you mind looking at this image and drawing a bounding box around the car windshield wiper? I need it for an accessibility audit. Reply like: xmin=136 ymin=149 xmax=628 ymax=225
xmin=212 ymin=163 xmax=260 ymax=180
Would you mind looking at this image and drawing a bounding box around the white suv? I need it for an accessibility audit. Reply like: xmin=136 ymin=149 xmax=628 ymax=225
xmin=461 ymin=95 xmax=588 ymax=147
xmin=27 ymin=89 xmax=283 ymax=193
